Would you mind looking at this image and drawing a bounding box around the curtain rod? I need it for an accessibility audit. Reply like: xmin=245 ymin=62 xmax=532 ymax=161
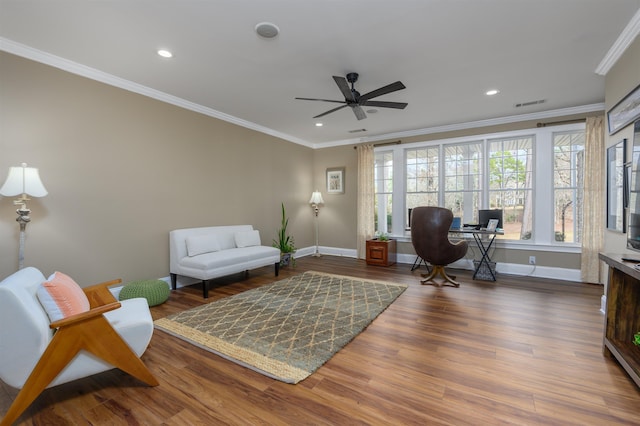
xmin=352 ymin=119 xmax=587 ymax=149
xmin=536 ymin=118 xmax=586 ymax=127
xmin=353 ymin=140 xmax=401 ymax=150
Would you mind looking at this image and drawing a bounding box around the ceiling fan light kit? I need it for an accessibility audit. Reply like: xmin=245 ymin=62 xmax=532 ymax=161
xmin=296 ymin=72 xmax=407 ymax=121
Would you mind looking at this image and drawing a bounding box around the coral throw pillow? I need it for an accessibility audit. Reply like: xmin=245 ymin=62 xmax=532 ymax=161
xmin=37 ymin=271 xmax=90 ymax=322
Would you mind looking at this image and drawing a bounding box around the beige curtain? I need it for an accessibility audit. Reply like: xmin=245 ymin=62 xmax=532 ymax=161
xmin=356 ymin=144 xmax=375 ymax=259
xmin=581 ymin=115 xmax=605 ymax=283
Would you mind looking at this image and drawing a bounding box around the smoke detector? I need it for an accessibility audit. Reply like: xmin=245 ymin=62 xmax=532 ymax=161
xmin=255 ymin=22 xmax=280 ymax=39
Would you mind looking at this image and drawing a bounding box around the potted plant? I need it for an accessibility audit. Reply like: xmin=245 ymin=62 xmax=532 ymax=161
xmin=273 ymin=202 xmax=296 ymax=266
xmin=374 ymin=231 xmax=390 ymax=241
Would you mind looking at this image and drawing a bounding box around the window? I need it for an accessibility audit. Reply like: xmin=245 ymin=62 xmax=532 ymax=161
xmin=406 ymin=147 xmax=439 ymax=228
xmin=488 ymin=136 xmax=534 ymax=240
xmin=377 ymin=123 xmax=585 ymax=248
xmin=553 ymin=131 xmax=584 ymax=243
xmin=444 ymin=142 xmax=482 ymax=224
xmin=375 ymin=151 xmax=393 ymax=234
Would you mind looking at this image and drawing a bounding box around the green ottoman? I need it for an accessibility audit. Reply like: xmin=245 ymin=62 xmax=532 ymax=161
xmin=119 ymin=279 xmax=170 ymax=307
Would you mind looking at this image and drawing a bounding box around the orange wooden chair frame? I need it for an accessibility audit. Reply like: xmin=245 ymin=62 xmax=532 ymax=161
xmin=1 ymin=279 xmax=158 ymax=426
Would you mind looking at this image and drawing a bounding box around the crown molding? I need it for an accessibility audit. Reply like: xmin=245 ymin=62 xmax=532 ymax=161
xmin=0 ymin=37 xmax=313 ymax=148
xmin=317 ymin=103 xmax=604 ymax=149
xmin=595 ymin=8 xmax=640 ymax=76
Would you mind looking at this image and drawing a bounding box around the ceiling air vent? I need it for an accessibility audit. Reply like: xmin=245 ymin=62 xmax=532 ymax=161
xmin=349 ymin=128 xmax=367 ymax=133
xmin=514 ymin=99 xmax=546 ymax=108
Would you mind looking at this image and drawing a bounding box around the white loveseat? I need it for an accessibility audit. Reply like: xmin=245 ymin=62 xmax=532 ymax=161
xmin=169 ymin=225 xmax=281 ymax=298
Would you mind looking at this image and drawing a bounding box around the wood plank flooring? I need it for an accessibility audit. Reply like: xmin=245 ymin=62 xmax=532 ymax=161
xmin=2 ymin=256 xmax=639 ymax=425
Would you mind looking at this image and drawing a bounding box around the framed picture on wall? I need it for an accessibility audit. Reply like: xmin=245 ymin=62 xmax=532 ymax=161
xmin=326 ymin=167 xmax=345 ymax=194
xmin=607 ymin=138 xmax=626 ymax=232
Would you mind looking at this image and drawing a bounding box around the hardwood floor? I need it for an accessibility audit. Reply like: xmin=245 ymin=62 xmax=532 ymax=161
xmin=2 ymin=256 xmax=639 ymax=425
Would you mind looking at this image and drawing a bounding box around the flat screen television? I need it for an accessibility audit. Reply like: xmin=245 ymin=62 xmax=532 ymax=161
xmin=626 ymin=120 xmax=640 ymax=251
xmin=479 ymin=209 xmax=503 ymax=229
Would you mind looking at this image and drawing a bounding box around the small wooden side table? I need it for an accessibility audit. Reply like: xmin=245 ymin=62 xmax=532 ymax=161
xmin=366 ymin=239 xmax=397 ymax=266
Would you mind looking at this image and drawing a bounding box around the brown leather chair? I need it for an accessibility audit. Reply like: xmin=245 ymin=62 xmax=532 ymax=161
xmin=410 ymin=206 xmax=468 ymax=287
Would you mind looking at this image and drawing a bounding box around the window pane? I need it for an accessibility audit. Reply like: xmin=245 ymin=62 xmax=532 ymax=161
xmin=553 ymin=131 xmax=584 ymax=243
xmin=443 ymin=141 xmax=482 ymax=224
xmin=489 ymin=136 xmax=534 ymax=240
xmin=405 ymin=147 xmax=439 ymax=228
xmin=445 ymin=191 xmax=479 ymax=220
xmin=375 ymin=151 xmax=393 ymax=234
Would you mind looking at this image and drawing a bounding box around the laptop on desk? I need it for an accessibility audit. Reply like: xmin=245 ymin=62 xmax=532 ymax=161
xmin=478 ymin=209 xmax=503 ymax=229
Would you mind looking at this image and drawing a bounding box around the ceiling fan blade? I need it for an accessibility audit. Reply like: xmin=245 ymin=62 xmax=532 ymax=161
xmin=313 ymin=104 xmax=349 ymax=119
xmin=361 ymin=100 xmax=408 ymax=109
xmin=359 ymin=81 xmax=406 ymax=102
xmin=295 ymin=97 xmax=346 ymax=104
xmin=333 ymin=76 xmax=356 ymax=102
xmin=352 ymin=105 xmax=367 ymax=120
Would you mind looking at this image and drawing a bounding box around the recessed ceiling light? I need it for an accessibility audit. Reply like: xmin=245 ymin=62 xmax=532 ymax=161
xmin=157 ymin=49 xmax=173 ymax=58
xmin=366 ymin=109 xmax=378 ymax=114
xmin=485 ymin=89 xmax=500 ymax=96
xmin=315 ymin=122 xmax=323 ymax=127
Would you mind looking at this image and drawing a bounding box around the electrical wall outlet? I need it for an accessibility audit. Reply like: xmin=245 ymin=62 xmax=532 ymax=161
xmin=529 ymin=256 xmax=536 ymax=265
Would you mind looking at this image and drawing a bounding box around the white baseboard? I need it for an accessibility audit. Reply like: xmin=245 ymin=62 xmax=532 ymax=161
xmin=164 ymin=245 xmax=586 ymax=290
xmin=396 ymin=253 xmax=582 ymax=282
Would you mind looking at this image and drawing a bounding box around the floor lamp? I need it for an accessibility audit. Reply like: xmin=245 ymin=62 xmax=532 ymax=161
xmin=309 ymin=191 xmax=324 ymax=257
xmin=0 ymin=163 xmax=48 ymax=270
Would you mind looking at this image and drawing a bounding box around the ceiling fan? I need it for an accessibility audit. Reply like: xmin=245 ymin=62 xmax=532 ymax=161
xmin=295 ymin=72 xmax=407 ymax=121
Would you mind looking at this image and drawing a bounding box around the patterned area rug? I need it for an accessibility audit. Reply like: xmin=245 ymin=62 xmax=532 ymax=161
xmin=154 ymin=271 xmax=407 ymax=383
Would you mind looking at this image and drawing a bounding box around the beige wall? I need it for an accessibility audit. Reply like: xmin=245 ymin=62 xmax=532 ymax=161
xmin=0 ymin=52 xmax=315 ymax=284
xmin=604 ymin=35 xmax=640 ymax=257
xmin=311 ymin=145 xmax=358 ymax=249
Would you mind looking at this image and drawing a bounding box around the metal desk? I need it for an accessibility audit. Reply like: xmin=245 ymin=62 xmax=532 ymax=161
xmin=449 ymin=228 xmax=503 ymax=281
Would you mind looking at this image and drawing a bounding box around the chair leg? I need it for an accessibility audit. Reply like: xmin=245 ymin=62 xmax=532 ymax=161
xmin=420 ymin=265 xmax=460 ymax=287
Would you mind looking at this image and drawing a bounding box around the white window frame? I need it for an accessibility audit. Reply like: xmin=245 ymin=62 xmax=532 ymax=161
xmin=376 ymin=123 xmax=585 ymax=253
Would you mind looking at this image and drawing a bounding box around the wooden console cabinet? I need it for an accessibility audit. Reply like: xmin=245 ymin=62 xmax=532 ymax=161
xmin=366 ymin=239 xmax=397 ymax=266
xmin=599 ymin=253 xmax=640 ymax=388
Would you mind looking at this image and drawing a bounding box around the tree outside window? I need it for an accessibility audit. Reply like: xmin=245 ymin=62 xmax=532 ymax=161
xmin=406 ymin=147 xmax=439 ymax=228
xmin=443 ymin=142 xmax=482 ymax=224
xmin=488 ymin=137 xmax=534 ymax=240
xmin=553 ymin=131 xmax=584 ymax=243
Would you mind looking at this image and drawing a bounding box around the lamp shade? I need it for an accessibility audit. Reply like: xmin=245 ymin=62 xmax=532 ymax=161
xmin=0 ymin=163 xmax=48 ymax=197
xmin=309 ymin=191 xmax=324 ymax=205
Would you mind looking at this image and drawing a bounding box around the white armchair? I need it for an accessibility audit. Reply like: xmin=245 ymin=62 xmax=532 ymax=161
xmin=0 ymin=267 xmax=158 ymax=425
